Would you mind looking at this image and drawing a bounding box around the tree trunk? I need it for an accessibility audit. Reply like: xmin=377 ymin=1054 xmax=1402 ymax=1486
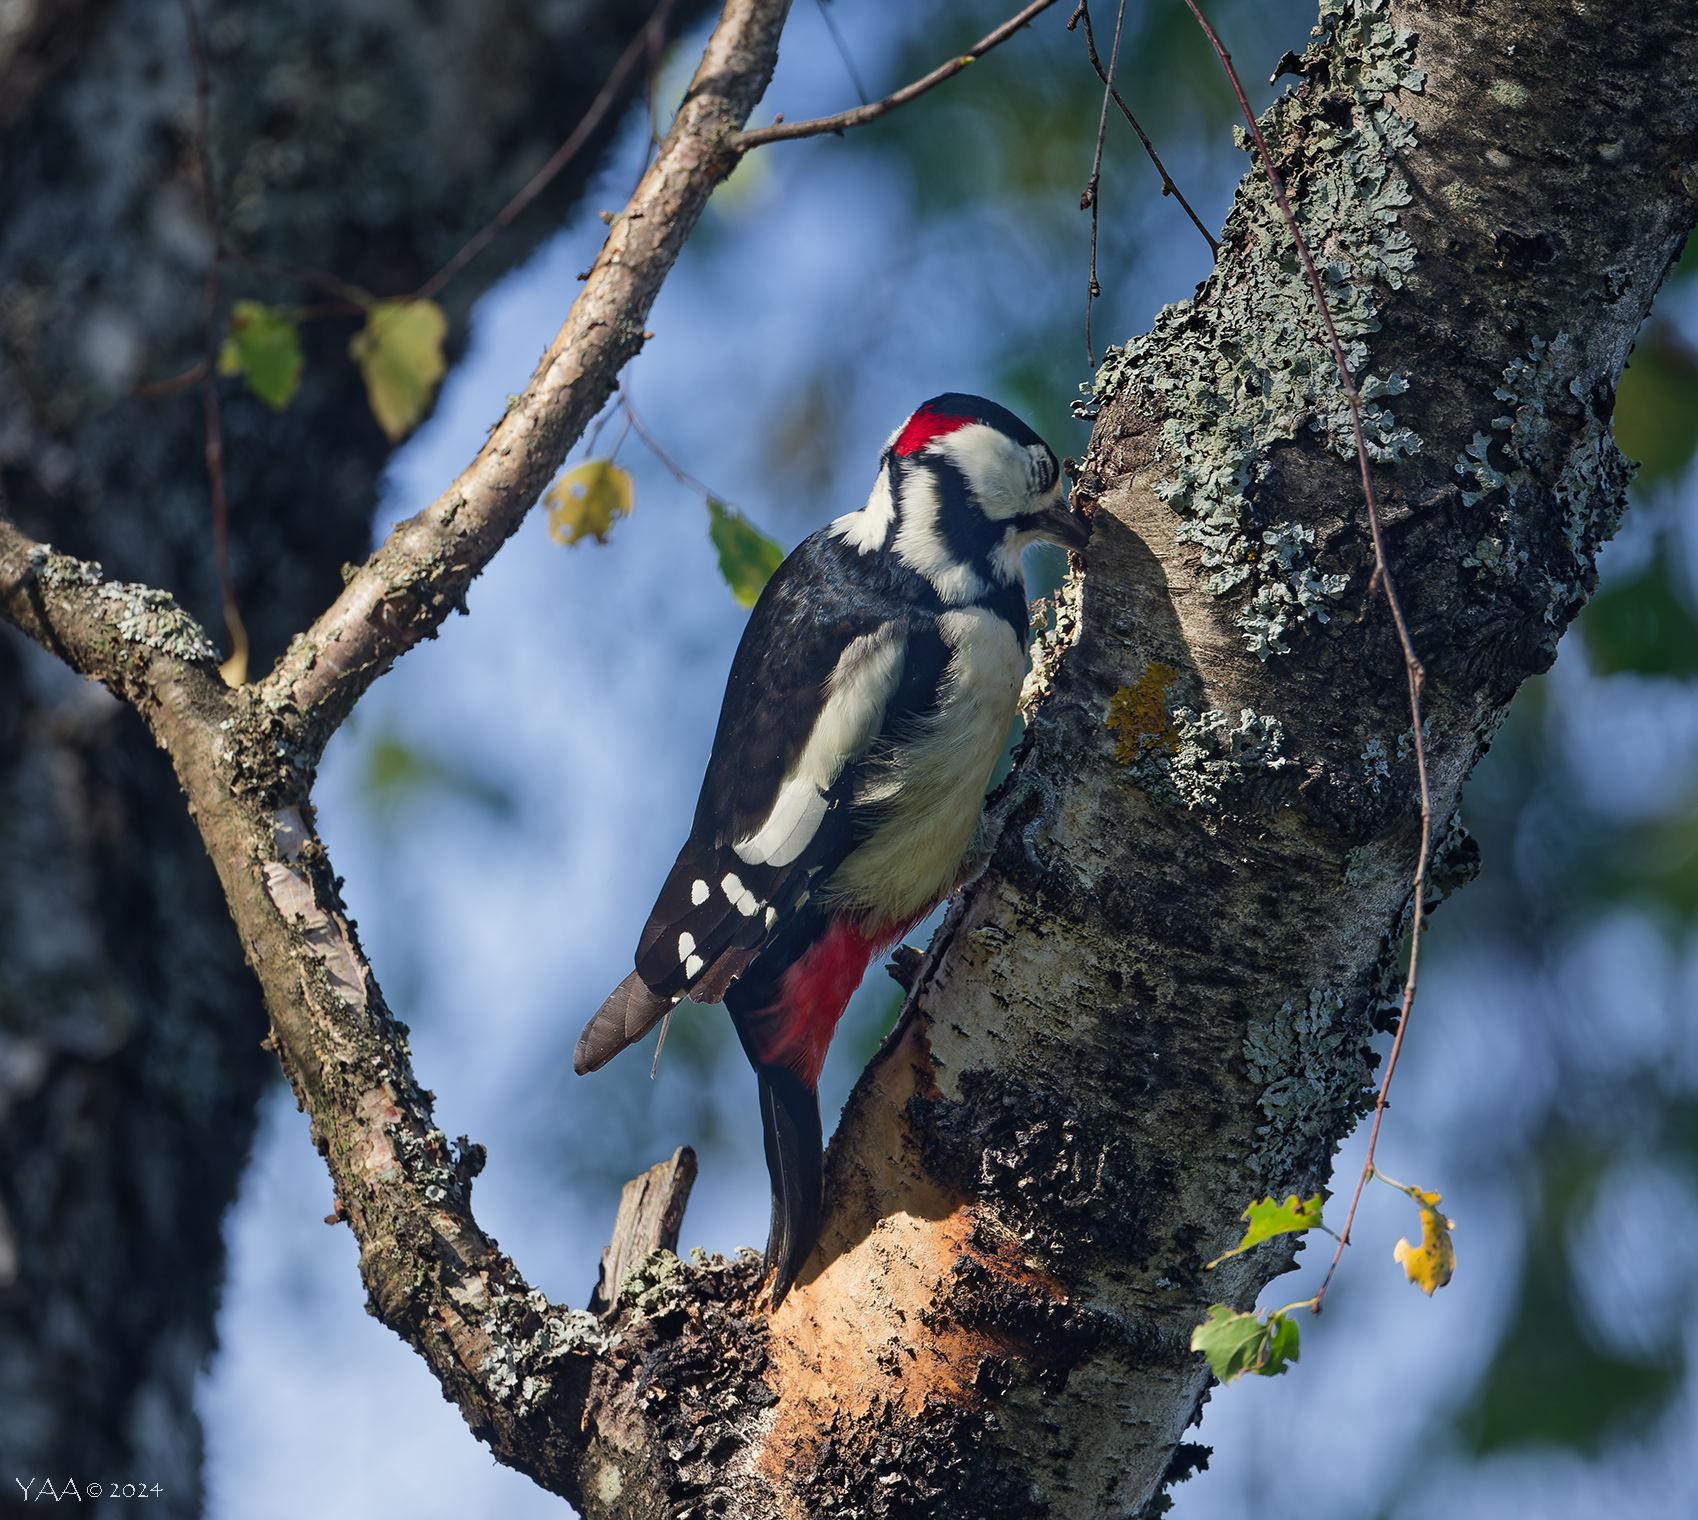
xmin=2 ymin=2 xmax=1694 ymax=1518
xmin=0 ymin=1 xmax=699 ymax=1510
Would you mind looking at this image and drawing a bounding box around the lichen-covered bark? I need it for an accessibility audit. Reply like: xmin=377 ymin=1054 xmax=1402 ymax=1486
xmin=2 ymin=1 xmax=1695 ymax=1517
xmin=0 ymin=0 xmax=702 ymax=1506
xmin=777 ymin=2 xmax=1698 ymax=1514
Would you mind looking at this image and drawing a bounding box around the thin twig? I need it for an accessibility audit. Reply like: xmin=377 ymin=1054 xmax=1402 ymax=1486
xmin=137 ymin=0 xmax=684 ymax=340
xmin=263 ymin=0 xmax=793 ymax=748
xmin=414 ymin=0 xmax=680 ymax=303
xmin=730 ymin=0 xmax=1064 ymax=150
xmin=814 ymin=0 xmax=870 ymax=106
xmin=1174 ymin=0 xmax=1433 ymax=1310
xmin=1078 ymin=0 xmax=1127 ymax=365
xmin=1071 ymin=2 xmax=1219 ymax=254
xmin=179 ymin=0 xmax=247 ymax=682
xmin=134 ymin=356 xmax=212 ymax=399
xmin=620 ymin=395 xmax=716 ymax=499
xmin=222 ymin=248 xmax=371 ymax=309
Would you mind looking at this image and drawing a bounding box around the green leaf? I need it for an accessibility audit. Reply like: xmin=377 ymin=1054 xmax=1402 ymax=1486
xmin=1613 ymin=323 xmax=1698 ymax=484
xmin=544 ymin=461 xmax=634 ymax=545
xmin=707 ymin=499 xmax=784 ymax=609
xmin=349 ymin=299 xmax=447 ymax=442
xmin=1207 ymin=1193 xmax=1327 ymax=1268
xmin=1191 ymin=1304 xmax=1301 ymax=1384
xmin=217 ymin=300 xmax=304 ymax=410
xmin=1580 ymin=540 xmax=1698 ymax=677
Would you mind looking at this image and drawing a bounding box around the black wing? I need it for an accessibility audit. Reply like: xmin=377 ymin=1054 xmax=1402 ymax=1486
xmin=631 ymin=531 xmax=950 ymax=1003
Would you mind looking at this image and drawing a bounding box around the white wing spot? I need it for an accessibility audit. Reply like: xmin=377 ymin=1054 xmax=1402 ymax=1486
xmin=765 ymin=905 xmax=778 ymax=929
xmin=677 ymin=931 xmax=696 ymax=964
xmin=721 ymin=871 xmax=762 ymax=916
xmin=690 ymin=878 xmax=710 ymax=906
xmin=684 ymin=954 xmax=704 ymax=979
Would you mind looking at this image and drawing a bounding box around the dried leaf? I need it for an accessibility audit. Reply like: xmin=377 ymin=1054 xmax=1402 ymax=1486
xmin=349 ymin=299 xmax=447 ymax=442
xmin=707 ymin=498 xmax=784 ymax=608
xmin=217 ymin=300 xmax=303 ymax=411
xmin=1207 ymin=1193 xmax=1327 ymax=1268
xmin=545 ymin=461 xmax=634 ymax=545
xmin=1393 ymin=1187 xmax=1456 ymax=1294
xmin=1191 ymin=1304 xmax=1301 ymax=1384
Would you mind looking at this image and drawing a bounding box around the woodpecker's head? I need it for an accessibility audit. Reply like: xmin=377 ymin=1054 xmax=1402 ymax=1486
xmin=830 ymin=393 xmax=1089 ymax=603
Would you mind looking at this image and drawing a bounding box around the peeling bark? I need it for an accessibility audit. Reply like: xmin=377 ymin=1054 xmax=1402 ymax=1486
xmin=2 ymin=1 xmax=1695 ymax=1517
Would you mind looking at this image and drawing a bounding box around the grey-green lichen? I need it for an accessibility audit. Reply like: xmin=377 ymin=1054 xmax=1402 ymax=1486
xmin=1079 ymin=0 xmax=1424 ymax=659
xmin=27 ymin=546 xmax=220 ymax=664
xmin=1453 ymin=331 xmax=1633 ymax=616
xmin=1021 ymin=565 xmax=1084 ymax=712
xmin=1128 ymin=702 xmax=1292 ymax=810
xmin=471 ymin=1280 xmax=613 ymax=1412
xmin=1243 ymin=987 xmax=1375 ymax=1181
xmin=618 ymin=1245 xmax=759 ymax=1321
xmin=1360 ymin=737 xmax=1390 ymax=794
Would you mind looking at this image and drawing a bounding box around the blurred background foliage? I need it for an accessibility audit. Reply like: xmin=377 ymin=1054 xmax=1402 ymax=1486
xmin=195 ymin=2 xmax=1698 ymax=1515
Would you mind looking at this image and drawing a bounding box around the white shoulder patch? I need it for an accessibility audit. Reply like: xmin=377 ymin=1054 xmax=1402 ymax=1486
xmin=734 ymin=624 xmax=907 ymax=868
xmin=828 ymin=606 xmax=1027 ymax=923
xmin=829 ymin=464 xmax=895 ymax=555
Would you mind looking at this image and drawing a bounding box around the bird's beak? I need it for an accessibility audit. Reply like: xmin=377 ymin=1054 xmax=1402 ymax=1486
xmin=1037 ymin=497 xmax=1091 ymax=554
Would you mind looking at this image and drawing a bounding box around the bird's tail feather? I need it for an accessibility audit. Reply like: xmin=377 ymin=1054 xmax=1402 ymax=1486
xmin=574 ymin=970 xmax=674 ymax=1075
xmin=755 ymin=1062 xmax=822 ymax=1308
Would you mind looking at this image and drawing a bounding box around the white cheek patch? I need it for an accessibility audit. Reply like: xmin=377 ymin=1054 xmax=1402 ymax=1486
xmin=931 ymin=424 xmax=1029 ymax=521
xmin=892 ymin=465 xmax=988 ymax=604
xmin=829 ymin=463 xmax=896 ymax=555
xmin=734 ymin=625 xmax=907 ymax=868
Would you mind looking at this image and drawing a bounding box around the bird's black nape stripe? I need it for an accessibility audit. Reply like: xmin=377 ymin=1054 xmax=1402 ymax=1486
xmin=916 ymin=453 xmax=1004 ymax=570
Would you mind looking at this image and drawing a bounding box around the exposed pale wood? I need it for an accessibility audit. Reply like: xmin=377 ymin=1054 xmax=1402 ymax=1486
xmin=591 ymin=1146 xmax=699 ymax=1315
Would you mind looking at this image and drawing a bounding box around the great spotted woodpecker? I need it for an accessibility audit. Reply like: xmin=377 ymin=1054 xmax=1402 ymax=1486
xmin=574 ymin=394 xmax=1089 ymax=1304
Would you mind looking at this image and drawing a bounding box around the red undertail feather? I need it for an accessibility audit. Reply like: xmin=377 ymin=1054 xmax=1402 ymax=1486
xmin=740 ymin=915 xmax=918 ymax=1090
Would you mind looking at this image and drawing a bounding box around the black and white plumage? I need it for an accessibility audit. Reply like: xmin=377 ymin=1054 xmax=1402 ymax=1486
xmin=575 ymin=393 xmax=1089 ymax=1305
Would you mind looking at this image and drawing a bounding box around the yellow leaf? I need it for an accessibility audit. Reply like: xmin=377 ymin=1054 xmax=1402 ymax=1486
xmin=1393 ymin=1187 xmax=1456 ymax=1294
xmin=349 ymin=300 xmax=447 ymax=442
xmin=544 ymin=460 xmax=634 ymax=545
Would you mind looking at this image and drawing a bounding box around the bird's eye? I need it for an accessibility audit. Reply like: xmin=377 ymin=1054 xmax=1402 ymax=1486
xmin=1031 ymin=452 xmax=1057 ymax=493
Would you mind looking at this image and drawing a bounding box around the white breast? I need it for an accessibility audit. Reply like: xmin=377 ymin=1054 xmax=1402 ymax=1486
xmin=827 ymin=606 xmax=1025 ymax=924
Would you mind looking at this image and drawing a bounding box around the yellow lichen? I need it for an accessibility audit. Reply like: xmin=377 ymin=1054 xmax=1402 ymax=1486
xmin=1107 ymin=662 xmax=1180 ymax=764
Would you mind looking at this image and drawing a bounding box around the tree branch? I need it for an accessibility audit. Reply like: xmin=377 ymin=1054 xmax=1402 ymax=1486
xmin=728 ymin=0 xmax=1063 ymax=150
xmin=262 ymin=0 xmax=795 ymax=759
